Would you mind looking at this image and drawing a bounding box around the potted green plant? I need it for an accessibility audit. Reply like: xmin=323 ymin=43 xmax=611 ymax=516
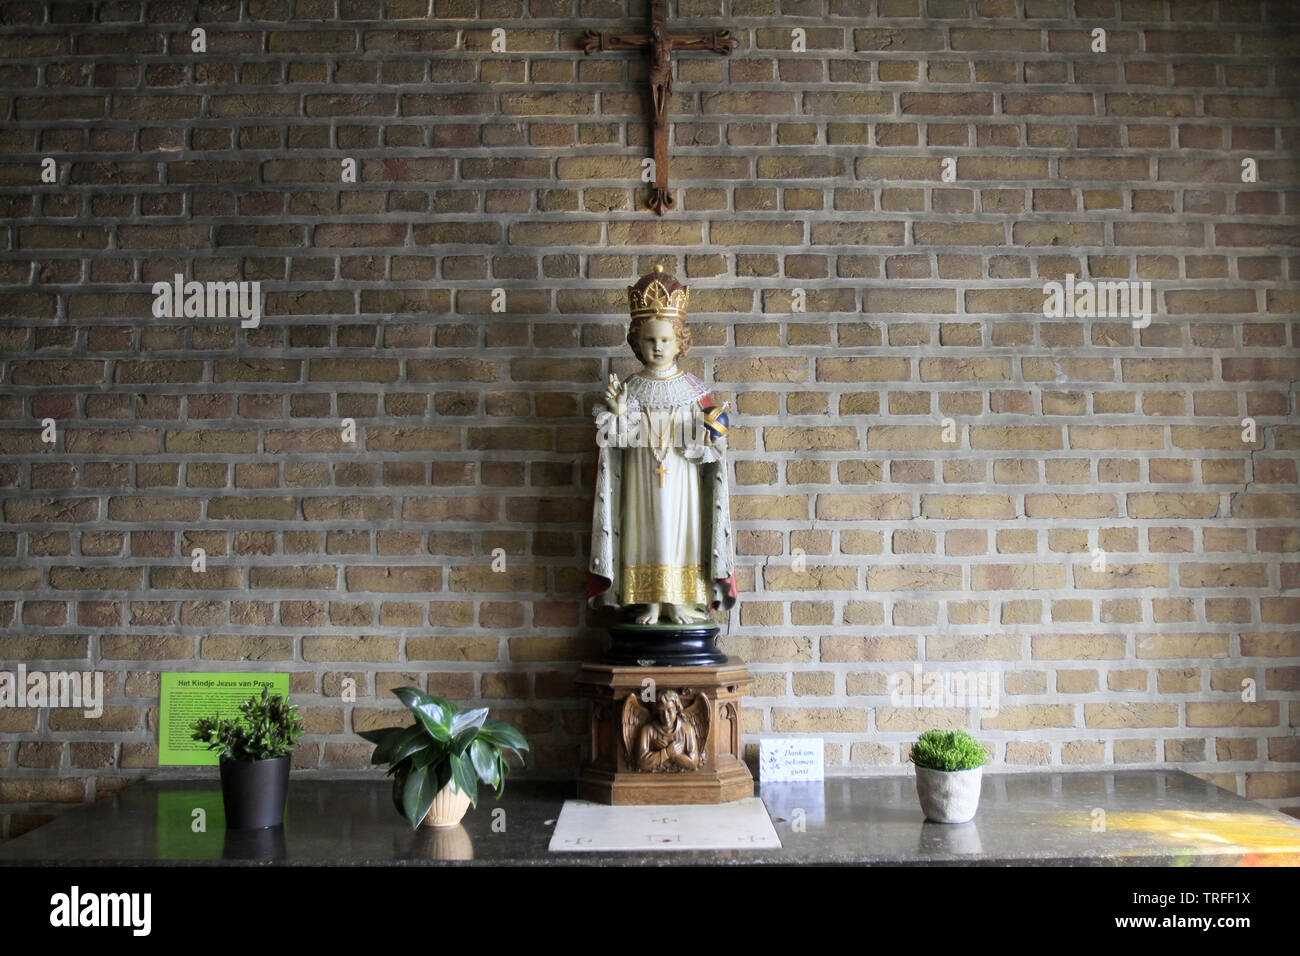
xmin=191 ymin=687 xmax=303 ymax=830
xmin=358 ymin=687 xmax=529 ymax=829
xmin=909 ymin=729 xmax=990 ymax=824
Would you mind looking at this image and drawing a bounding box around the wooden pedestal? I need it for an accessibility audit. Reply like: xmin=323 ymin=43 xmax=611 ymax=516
xmin=575 ymin=658 xmax=753 ymax=805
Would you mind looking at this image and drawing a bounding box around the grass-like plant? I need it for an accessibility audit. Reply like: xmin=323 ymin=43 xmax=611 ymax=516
xmin=909 ymin=729 xmax=990 ymax=772
xmin=358 ymin=687 xmax=529 ymax=829
xmin=191 ymin=687 xmax=303 ymax=761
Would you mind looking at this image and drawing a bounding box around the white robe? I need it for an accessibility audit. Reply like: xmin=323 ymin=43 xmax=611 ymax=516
xmin=588 ymin=370 xmax=735 ymax=612
xmin=620 ymin=406 xmax=708 ymax=606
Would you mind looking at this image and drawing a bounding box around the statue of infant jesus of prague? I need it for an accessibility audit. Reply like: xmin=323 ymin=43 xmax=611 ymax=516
xmin=587 ymin=266 xmax=738 ymax=626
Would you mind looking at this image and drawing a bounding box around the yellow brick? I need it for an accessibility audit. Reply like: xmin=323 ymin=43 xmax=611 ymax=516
xmin=1205 ymin=598 xmax=1252 ymax=623
xmin=1126 ymin=492 xmax=1219 ymax=518
xmin=1154 ymin=600 xmax=1190 ymax=624
xmin=1051 ymin=599 xmax=1093 ymax=622
xmin=868 ymin=564 xmax=962 ymax=590
xmin=448 ymin=565 xmax=547 ymax=593
xmin=848 ymin=742 xmax=895 ymax=765
xmin=732 ymin=495 xmax=808 ymax=520
xmin=1171 ymin=425 xmax=1265 ymax=451
xmin=792 ymin=671 xmax=835 ymax=695
xmin=763 ymin=565 xmax=859 ymax=590
xmin=840 ymin=530 xmax=885 ymax=553
xmin=815 ymin=494 xmax=912 ymax=520
xmin=302 ymin=636 xmax=400 ymax=662
xmin=1005 ymin=742 xmax=1050 ymax=764
xmin=48 ymin=708 xmax=141 ymax=732
xmin=751 ymin=672 xmax=788 ymax=697
xmin=893 ymin=601 xmax=938 ymax=625
xmin=842 ymin=601 xmax=885 ymax=624
xmin=1062 ymin=740 xmax=1105 ymax=764
xmin=921 ymin=494 xmax=1016 ymax=519
xmin=200 ymin=635 xmax=294 ymax=660
xmin=997 ymin=529 xmax=1039 ymax=553
xmin=1114 ymin=739 xmax=1156 ymax=762
xmin=1100 ymin=599 xmax=1142 ymax=623
xmin=718 ymin=635 xmax=813 ymax=662
xmin=1084 ymin=703 xmax=1179 ymax=728
xmin=1216 ymin=738 xmax=1257 ymax=761
xmin=947 ymin=600 xmax=990 ymax=624
xmin=1001 ymin=600 xmax=1041 ymax=623
xmin=970 ymin=426 xmax=1064 ymax=450
xmin=846 ymin=672 xmax=889 ymax=695
xmin=790 ymin=601 xmax=833 ymax=625
xmin=1208 ymin=668 xmax=1254 ymax=692
xmin=1004 ymin=671 xmax=1047 ymax=694
xmin=821 ymin=635 xmax=918 ymax=661
xmin=817 ymin=357 xmax=910 ymax=382
xmin=1072 ymin=563 xmax=1170 ymax=589
xmin=863 ymin=425 xmax=950 ymax=450
xmin=1186 ymin=702 xmax=1279 ymax=727
xmin=982 ymin=705 xmax=1074 ymax=730
xmin=875 ymin=707 xmax=969 ymax=731
xmin=926 ymin=634 xmax=1021 ymax=660
xmin=740 ymin=602 xmax=783 ymax=626
xmin=1024 ymin=493 xmax=1118 ymax=517
xmin=773 ymin=707 xmax=868 ymax=732
xmin=1163 ymin=738 xmax=1206 ymax=762
xmin=1179 ymin=562 xmax=1269 ymax=588
xmin=1244 ymin=771 xmax=1300 ymax=800
xmin=1068 ymin=425 xmax=1164 ymax=449
xmin=971 ymin=564 xmax=1066 ymax=589
xmin=764 ymin=426 xmax=859 ymax=451
xmin=1136 ymin=633 xmax=1229 ymax=659
xmin=1056 ymin=669 xmax=1099 ymax=693
xmin=1107 ymin=669 xmax=1148 ymax=691
xmin=406 ymin=635 xmax=499 ymax=661
xmin=891 ymin=529 xmax=936 ymax=553
xmin=507 ymin=636 xmax=598 ymax=661
xmin=835 ymin=460 xmax=883 ymax=484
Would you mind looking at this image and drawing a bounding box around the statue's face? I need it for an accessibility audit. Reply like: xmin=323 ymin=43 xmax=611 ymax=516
xmin=659 ymin=696 xmax=679 ymax=725
xmin=636 ymin=318 xmax=678 ymax=370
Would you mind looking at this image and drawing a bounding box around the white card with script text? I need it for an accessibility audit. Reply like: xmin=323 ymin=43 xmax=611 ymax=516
xmin=759 ymin=737 xmax=824 ymax=782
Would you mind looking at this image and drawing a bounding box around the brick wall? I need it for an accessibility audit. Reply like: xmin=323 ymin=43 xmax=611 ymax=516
xmin=1 ymin=0 xmax=1298 ymax=839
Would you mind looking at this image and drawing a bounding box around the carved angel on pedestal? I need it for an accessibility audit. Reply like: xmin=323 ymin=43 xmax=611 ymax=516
xmin=622 ymin=689 xmax=710 ymax=772
xmin=587 ymin=267 xmax=737 ymax=625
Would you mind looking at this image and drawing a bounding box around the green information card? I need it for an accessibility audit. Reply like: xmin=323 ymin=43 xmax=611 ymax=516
xmin=159 ymin=672 xmax=289 ymax=766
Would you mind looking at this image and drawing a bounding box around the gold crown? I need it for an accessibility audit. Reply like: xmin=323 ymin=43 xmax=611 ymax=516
xmin=628 ymin=267 xmax=689 ymax=319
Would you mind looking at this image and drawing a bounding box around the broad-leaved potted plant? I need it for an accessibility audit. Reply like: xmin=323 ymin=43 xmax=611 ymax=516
xmin=358 ymin=687 xmax=529 ymax=829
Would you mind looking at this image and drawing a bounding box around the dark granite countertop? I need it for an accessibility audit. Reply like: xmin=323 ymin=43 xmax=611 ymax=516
xmin=2 ymin=769 xmax=1297 ymax=866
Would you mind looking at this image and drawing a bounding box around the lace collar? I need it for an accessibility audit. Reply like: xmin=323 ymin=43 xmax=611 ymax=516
xmin=622 ymin=370 xmax=709 ymax=410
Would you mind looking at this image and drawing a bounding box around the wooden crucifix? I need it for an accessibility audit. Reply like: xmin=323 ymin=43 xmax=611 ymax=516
xmin=581 ymin=0 xmax=739 ymax=215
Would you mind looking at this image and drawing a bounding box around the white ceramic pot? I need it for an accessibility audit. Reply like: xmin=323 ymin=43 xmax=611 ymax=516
xmin=422 ymin=783 xmax=472 ymax=828
xmin=914 ymin=765 xmax=983 ymax=824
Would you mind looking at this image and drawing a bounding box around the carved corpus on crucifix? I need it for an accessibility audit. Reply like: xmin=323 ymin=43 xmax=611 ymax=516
xmin=581 ymin=0 xmax=739 ymax=215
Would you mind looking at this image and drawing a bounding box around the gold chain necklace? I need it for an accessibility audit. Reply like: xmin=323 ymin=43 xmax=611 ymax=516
xmin=643 ymin=407 xmax=678 ymax=488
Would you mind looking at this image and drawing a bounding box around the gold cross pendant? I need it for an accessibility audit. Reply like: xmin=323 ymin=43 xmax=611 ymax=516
xmin=654 ymin=463 xmax=668 ymax=488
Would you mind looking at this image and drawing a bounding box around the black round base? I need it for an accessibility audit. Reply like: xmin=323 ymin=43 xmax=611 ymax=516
xmin=602 ymin=622 xmax=726 ymax=667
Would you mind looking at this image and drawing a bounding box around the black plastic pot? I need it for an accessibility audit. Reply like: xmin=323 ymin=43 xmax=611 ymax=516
xmin=219 ymin=755 xmax=290 ymax=829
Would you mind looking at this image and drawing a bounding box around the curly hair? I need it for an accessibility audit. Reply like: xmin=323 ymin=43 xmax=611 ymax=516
xmin=654 ymin=689 xmax=682 ymax=717
xmin=626 ymin=312 xmax=691 ymax=364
